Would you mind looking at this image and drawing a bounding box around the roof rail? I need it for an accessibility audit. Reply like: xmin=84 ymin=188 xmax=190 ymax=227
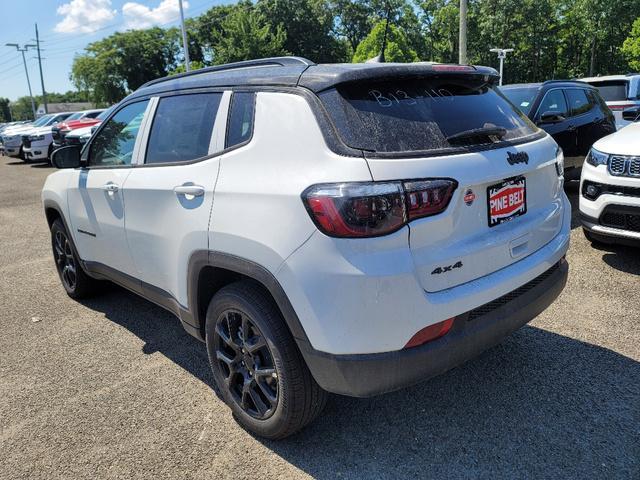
xmin=542 ymin=79 xmax=586 ymax=85
xmin=626 ymin=72 xmax=640 ymax=76
xmin=142 ymin=56 xmax=316 ymax=88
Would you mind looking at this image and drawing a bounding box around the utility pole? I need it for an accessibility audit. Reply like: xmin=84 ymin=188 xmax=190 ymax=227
xmin=6 ymin=43 xmax=37 ymax=118
xmin=34 ymin=24 xmax=48 ymax=114
xmin=490 ymin=48 xmax=514 ymax=86
xmin=178 ymin=0 xmax=190 ymax=72
xmin=459 ymin=0 xmax=467 ymax=64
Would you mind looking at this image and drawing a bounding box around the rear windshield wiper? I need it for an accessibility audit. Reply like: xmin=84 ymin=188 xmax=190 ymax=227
xmin=446 ymin=126 xmax=507 ymax=144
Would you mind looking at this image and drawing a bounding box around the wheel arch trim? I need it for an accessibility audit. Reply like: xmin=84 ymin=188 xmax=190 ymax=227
xmin=188 ymin=251 xmax=311 ymax=347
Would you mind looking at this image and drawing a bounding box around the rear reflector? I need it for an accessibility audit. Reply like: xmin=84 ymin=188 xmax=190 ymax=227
xmin=404 ymin=317 xmax=455 ymax=349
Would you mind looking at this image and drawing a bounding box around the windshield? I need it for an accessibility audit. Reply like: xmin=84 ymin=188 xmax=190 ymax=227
xmin=586 ymin=80 xmax=629 ymax=102
xmin=500 ymin=86 xmax=539 ymax=115
xmin=33 ymin=115 xmax=53 ymax=127
xmin=66 ymin=112 xmax=84 ymax=121
xmin=319 ymin=76 xmax=538 ymax=154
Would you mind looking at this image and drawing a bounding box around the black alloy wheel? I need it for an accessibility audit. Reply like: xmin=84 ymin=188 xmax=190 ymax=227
xmin=53 ymin=229 xmax=77 ymax=291
xmin=214 ymin=309 xmax=279 ymax=419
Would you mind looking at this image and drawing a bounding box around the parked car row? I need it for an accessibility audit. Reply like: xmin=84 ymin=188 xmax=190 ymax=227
xmin=0 ymin=107 xmax=112 ymax=162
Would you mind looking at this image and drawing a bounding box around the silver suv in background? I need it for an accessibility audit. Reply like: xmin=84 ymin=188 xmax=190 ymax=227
xmin=580 ymin=74 xmax=640 ymax=129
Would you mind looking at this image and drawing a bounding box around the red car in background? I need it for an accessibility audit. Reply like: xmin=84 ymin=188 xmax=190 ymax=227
xmin=51 ymin=109 xmax=105 ymax=149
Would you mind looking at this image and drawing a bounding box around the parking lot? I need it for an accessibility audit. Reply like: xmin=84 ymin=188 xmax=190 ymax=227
xmin=0 ymin=154 xmax=638 ymax=479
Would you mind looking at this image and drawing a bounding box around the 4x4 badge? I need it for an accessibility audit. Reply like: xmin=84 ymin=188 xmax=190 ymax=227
xmin=507 ymin=151 xmax=529 ymax=165
xmin=431 ymin=261 xmax=463 ymax=275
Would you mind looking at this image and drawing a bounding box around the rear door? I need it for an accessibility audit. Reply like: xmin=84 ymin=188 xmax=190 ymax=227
xmin=564 ymin=88 xmax=594 ymax=167
xmin=318 ymin=75 xmax=564 ymax=292
xmin=122 ymin=91 xmax=229 ymax=307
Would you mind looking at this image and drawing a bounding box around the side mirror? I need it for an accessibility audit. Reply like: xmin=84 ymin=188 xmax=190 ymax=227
xmin=538 ymin=111 xmax=566 ymax=124
xmin=622 ymin=106 xmax=640 ymax=122
xmin=91 ymin=125 xmax=98 ymax=133
xmin=51 ymin=145 xmax=82 ymax=169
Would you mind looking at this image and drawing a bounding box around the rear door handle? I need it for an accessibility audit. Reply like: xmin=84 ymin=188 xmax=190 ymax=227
xmin=102 ymin=182 xmax=119 ymax=193
xmin=174 ymin=185 xmax=205 ymax=197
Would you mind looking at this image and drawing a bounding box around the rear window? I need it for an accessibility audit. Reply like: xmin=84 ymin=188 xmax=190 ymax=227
xmin=587 ymin=80 xmax=628 ymax=102
xmin=500 ymin=86 xmax=539 ymax=115
xmin=319 ymin=77 xmax=538 ymax=154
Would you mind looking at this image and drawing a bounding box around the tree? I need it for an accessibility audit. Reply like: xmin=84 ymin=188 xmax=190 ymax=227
xmin=257 ymin=0 xmax=349 ymax=62
xmin=71 ymin=27 xmax=180 ymax=104
xmin=353 ymin=21 xmax=419 ymax=62
xmin=211 ymin=5 xmax=288 ymax=64
xmin=0 ymin=98 xmax=12 ymax=122
xmin=622 ymin=17 xmax=640 ymax=71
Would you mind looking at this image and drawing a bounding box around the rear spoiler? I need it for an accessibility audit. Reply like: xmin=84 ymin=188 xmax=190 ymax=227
xmin=298 ymin=63 xmax=500 ymax=93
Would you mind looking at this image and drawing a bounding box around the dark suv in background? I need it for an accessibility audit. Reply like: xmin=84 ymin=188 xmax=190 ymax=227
xmin=501 ymin=80 xmax=616 ymax=179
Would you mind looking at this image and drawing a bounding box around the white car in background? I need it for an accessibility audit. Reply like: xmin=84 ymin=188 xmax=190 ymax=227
xmin=62 ymin=124 xmax=95 ymax=147
xmin=1 ymin=113 xmax=73 ymax=159
xmin=580 ymin=74 xmax=640 ymax=129
xmin=580 ymin=107 xmax=640 ymax=246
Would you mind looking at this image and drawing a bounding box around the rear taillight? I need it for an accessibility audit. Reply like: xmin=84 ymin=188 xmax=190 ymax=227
xmin=302 ymin=179 xmax=457 ymax=238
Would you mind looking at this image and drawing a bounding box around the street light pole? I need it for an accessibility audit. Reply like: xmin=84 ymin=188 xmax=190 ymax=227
xmin=490 ymin=48 xmax=514 ymax=86
xmin=178 ymin=0 xmax=190 ymax=72
xmin=6 ymin=43 xmax=37 ymax=118
xmin=459 ymin=0 xmax=467 ymax=64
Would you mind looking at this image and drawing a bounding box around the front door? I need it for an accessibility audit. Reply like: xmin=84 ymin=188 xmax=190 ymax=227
xmin=535 ymin=89 xmax=576 ymax=163
xmin=67 ymin=99 xmax=151 ymax=276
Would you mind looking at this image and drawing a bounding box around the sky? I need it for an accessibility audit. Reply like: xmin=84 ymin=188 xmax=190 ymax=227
xmin=0 ymin=0 xmax=227 ymax=102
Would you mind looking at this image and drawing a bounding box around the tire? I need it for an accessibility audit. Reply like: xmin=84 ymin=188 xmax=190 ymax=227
xmin=50 ymin=219 xmax=98 ymax=299
xmin=205 ymin=281 xmax=327 ymax=439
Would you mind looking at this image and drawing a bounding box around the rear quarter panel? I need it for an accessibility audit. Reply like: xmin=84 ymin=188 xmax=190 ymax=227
xmin=209 ymin=91 xmax=373 ymax=274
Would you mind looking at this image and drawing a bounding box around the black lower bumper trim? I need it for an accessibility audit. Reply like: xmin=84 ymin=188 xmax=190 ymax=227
xmin=301 ymin=260 xmax=569 ymax=397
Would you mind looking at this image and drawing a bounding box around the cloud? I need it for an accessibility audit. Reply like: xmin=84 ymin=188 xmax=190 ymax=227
xmin=122 ymin=0 xmax=189 ymax=29
xmin=54 ymin=0 xmax=117 ymax=34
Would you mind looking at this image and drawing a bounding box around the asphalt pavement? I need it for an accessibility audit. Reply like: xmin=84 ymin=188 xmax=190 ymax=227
xmin=0 ymin=155 xmax=638 ymax=479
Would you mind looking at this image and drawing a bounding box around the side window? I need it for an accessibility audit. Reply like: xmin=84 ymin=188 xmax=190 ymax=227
xmin=146 ymin=93 xmax=222 ymax=164
xmin=566 ymin=89 xmax=591 ymax=117
xmin=225 ymin=92 xmax=255 ymax=149
xmin=89 ymin=100 xmax=149 ymax=167
xmin=537 ymin=90 xmax=568 ymax=117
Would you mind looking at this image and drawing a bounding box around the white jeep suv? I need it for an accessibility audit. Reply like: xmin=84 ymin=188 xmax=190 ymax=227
xmin=580 ymin=108 xmax=640 ymax=246
xmin=42 ymin=57 xmax=570 ymax=438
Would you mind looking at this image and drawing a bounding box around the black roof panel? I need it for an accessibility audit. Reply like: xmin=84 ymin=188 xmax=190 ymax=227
xmin=127 ymin=56 xmax=501 ymax=101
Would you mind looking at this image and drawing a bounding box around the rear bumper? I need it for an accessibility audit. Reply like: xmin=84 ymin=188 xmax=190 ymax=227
xmin=302 ymin=259 xmax=568 ymax=397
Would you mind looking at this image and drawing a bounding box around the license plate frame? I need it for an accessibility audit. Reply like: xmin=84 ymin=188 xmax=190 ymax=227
xmin=487 ymin=176 xmax=527 ymax=228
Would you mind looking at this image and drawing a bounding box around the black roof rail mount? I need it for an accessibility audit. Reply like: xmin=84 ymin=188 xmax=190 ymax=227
xmin=143 ymin=56 xmax=316 ymax=88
